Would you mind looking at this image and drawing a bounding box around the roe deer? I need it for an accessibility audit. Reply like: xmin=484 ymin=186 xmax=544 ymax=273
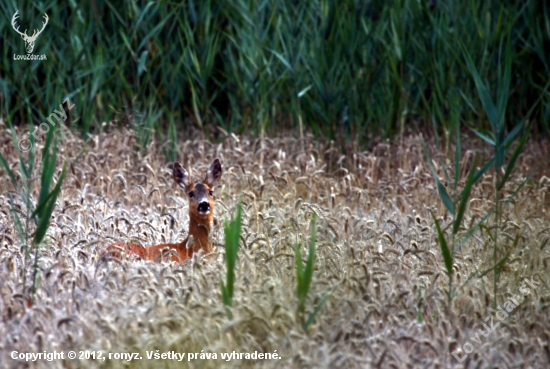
xmin=106 ymin=159 xmax=223 ymax=263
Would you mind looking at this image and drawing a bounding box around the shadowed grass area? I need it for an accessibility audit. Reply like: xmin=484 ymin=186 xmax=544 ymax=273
xmin=0 ymin=126 xmax=548 ymax=368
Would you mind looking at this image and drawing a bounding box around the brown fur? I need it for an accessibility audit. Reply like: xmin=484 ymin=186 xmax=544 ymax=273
xmin=106 ymin=159 xmax=222 ymax=263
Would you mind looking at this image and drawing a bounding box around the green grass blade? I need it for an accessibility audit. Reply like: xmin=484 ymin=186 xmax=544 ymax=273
xmin=32 ymin=163 xmax=67 ymax=247
xmin=304 ymin=293 xmax=329 ymax=330
xmin=501 ymin=95 xmax=538 ymax=155
xmin=478 ymin=251 xmax=511 ymax=280
xmin=453 ymin=119 xmax=461 ymax=192
xmin=9 ymin=124 xmax=31 ymax=181
xmin=432 ymin=213 xmax=453 ymax=276
xmin=494 ymin=251 xmax=511 ymax=277
xmin=501 ymin=118 xmax=523 ymax=147
xmin=137 ymin=14 xmax=173 ymax=51
xmin=423 ymin=143 xmax=455 ymax=215
xmin=0 ymin=152 xmax=19 ymax=191
xmin=7 ymin=194 xmax=25 ymax=243
xmin=451 ymin=269 xmax=481 ymax=300
xmin=222 ymin=202 xmax=242 ymax=309
xmin=295 ymin=242 xmax=304 ymax=299
xmin=36 ymin=127 xmax=57 ymax=217
xmin=473 ymin=156 xmax=496 ymax=183
xmin=303 ymin=214 xmax=317 ymax=299
xmin=436 ymin=174 xmax=455 ymax=216
xmin=27 ymin=130 xmax=36 ymax=177
xmin=498 ymin=130 xmax=528 ymax=191
xmin=220 ymin=281 xmax=229 ymax=307
xmin=496 ymin=36 xmax=512 ymax=133
xmin=472 ymin=129 xmax=495 ymax=146
xmin=503 ymin=174 xmax=533 ymax=208
xmin=31 ymin=189 xmax=58 ymax=220
xmin=453 ymin=155 xmax=478 ymax=235
xmin=454 ymin=212 xmax=492 ymax=254
xmin=461 ymin=42 xmax=499 ymax=131
xmin=295 ymin=214 xmax=318 ymax=325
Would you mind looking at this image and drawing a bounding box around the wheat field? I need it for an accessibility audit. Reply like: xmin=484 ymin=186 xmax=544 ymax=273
xmin=1 ymin=126 xmax=549 ymax=368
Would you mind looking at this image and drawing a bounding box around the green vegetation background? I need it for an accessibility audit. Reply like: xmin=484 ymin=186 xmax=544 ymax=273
xmin=1 ymin=0 xmax=548 ymax=144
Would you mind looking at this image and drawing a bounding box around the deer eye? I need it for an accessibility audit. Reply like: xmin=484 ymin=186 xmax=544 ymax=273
xmin=209 ymin=191 xmax=213 ymax=196
xmin=189 ymin=192 xmax=195 ymax=198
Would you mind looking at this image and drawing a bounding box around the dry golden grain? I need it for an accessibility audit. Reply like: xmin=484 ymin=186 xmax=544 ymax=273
xmin=0 ymin=129 xmax=548 ymax=368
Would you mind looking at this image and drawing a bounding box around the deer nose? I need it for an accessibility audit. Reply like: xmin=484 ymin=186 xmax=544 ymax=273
xmin=197 ymin=201 xmax=210 ymax=214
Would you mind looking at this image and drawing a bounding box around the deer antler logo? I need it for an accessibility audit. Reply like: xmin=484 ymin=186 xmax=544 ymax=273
xmin=11 ymin=10 xmax=49 ymax=54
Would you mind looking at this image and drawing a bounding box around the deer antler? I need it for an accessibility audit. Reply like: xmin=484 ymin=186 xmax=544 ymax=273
xmin=11 ymin=11 xmax=28 ymax=37
xmin=33 ymin=13 xmax=49 ymax=39
xmin=11 ymin=11 xmax=48 ymax=40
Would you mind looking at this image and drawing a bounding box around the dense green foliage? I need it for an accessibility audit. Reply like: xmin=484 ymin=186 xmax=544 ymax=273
xmin=1 ymin=0 xmax=548 ymax=143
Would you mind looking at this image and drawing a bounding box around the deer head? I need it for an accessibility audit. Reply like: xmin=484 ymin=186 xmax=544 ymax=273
xmin=173 ymin=159 xmax=223 ymax=222
xmin=11 ymin=11 xmax=49 ymax=54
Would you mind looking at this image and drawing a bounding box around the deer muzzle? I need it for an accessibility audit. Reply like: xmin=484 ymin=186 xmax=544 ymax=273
xmin=197 ymin=201 xmax=211 ymax=215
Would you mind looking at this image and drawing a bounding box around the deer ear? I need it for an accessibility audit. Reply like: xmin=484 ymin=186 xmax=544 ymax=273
xmin=205 ymin=158 xmax=222 ymax=186
xmin=173 ymin=162 xmax=192 ymax=189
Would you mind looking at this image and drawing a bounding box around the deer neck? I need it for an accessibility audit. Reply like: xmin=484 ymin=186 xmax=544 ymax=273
xmin=187 ymin=214 xmax=212 ymax=253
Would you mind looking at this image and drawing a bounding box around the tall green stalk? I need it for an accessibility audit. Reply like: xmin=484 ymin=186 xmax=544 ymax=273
xmin=0 ymin=124 xmax=67 ymax=302
xmin=294 ymin=214 xmax=329 ymax=331
xmin=221 ymin=203 xmax=242 ymax=318
xmin=426 ymin=34 xmax=536 ymax=307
